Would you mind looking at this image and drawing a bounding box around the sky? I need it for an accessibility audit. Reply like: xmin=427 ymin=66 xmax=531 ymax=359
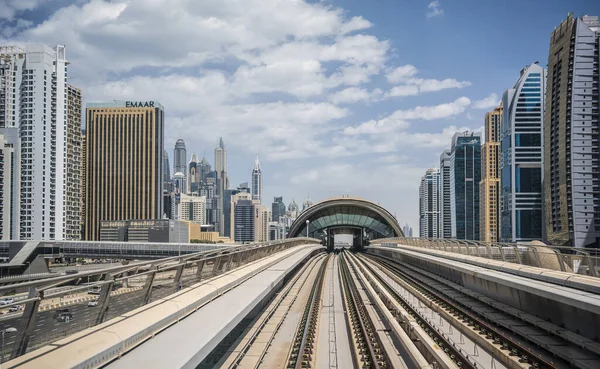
xmin=0 ymin=0 xmax=597 ymax=233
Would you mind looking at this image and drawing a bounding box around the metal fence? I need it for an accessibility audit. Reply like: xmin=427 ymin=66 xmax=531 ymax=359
xmin=0 ymin=237 xmax=322 ymax=362
xmin=373 ymin=237 xmax=600 ymax=277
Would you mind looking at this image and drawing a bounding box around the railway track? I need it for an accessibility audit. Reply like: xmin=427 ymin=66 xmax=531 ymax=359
xmin=338 ymin=252 xmax=391 ymax=368
xmin=362 ymin=252 xmax=600 ymax=369
xmin=286 ymin=254 xmax=331 ymax=368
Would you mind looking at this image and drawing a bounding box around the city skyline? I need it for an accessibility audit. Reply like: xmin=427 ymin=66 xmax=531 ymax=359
xmin=0 ymin=0 xmax=597 ymax=235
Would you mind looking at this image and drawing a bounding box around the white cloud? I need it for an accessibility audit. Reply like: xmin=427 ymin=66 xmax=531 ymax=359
xmin=344 ymin=97 xmax=471 ymax=135
xmin=0 ymin=0 xmax=44 ymax=20
xmin=386 ymin=65 xmax=418 ymax=83
xmin=472 ymin=93 xmax=500 ymax=109
xmin=328 ymin=87 xmax=382 ymax=105
xmin=426 ymin=1 xmax=444 ymax=18
xmin=384 ymin=65 xmax=470 ymax=98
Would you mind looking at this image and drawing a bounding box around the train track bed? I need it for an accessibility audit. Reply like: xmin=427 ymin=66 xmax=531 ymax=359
xmin=215 ymin=253 xmax=328 ymax=369
xmin=363 ymin=253 xmax=600 ymax=369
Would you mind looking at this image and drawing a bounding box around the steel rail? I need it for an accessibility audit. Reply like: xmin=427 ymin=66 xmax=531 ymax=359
xmin=366 ymin=253 xmax=562 ymax=369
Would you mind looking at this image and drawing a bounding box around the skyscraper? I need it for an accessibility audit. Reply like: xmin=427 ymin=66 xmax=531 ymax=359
xmin=0 ymin=45 xmax=75 ymax=240
xmin=439 ymin=150 xmax=452 ymax=238
xmin=231 ymin=191 xmax=253 ymax=243
xmin=251 ymin=155 xmax=262 ymax=203
xmin=162 ymin=150 xmax=170 ymax=193
xmin=83 ymin=100 xmax=164 ymax=240
xmin=214 ymin=137 xmax=227 ymax=235
xmin=450 ymin=132 xmax=482 ymax=240
xmin=173 ymin=137 xmax=187 ymax=176
xmin=188 ymin=153 xmax=199 ymax=193
xmin=81 ymin=130 xmax=87 ymax=233
xmin=254 ymin=204 xmax=270 ymax=242
xmin=272 ymin=197 xmax=286 ymax=222
xmin=480 ymin=103 xmax=503 ymax=242
xmin=198 ymin=155 xmax=211 ymax=184
xmin=419 ymin=168 xmax=440 ymax=238
xmin=65 ymin=84 xmax=83 ymax=240
xmin=0 ymin=133 xmax=15 ymax=240
xmin=501 ymin=63 xmax=545 ymax=243
xmin=545 ymin=14 xmax=600 ymax=248
xmin=402 ymin=223 xmax=413 ymax=237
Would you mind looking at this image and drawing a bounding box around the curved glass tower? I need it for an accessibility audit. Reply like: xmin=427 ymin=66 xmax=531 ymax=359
xmin=500 ymin=62 xmax=545 ymax=242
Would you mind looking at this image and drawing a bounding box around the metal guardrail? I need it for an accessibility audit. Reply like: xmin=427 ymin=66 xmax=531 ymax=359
xmin=372 ymin=237 xmax=600 ymax=278
xmin=0 ymin=237 xmax=321 ymax=361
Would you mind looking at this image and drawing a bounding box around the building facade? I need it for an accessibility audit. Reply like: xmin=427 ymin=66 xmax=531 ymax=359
xmin=0 ymin=44 xmax=77 ymax=240
xmin=439 ymin=150 xmax=452 ymax=238
xmin=500 ymin=63 xmax=545 ymax=242
xmin=419 ymin=168 xmax=440 ymax=238
xmin=162 ymin=149 xmax=170 ymax=194
xmin=84 ymin=100 xmax=164 ymax=240
xmin=0 ymin=133 xmax=14 ymax=239
xmin=254 ymin=204 xmax=270 ymax=242
xmin=65 ymin=84 xmax=82 ymax=240
xmin=231 ymin=191 xmax=254 ymax=243
xmin=272 ymin=197 xmax=286 ymax=222
xmin=175 ymin=193 xmax=206 ymax=224
xmin=214 ymin=137 xmax=227 ymax=235
xmin=480 ymin=104 xmax=503 ymax=242
xmin=251 ymin=155 xmax=262 ymax=204
xmin=545 ymin=14 xmax=600 ymax=248
xmin=450 ymin=132 xmax=482 ymax=240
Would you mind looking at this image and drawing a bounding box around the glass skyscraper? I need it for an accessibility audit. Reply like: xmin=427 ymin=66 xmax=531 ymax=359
xmin=419 ymin=168 xmax=440 ymax=238
xmin=439 ymin=150 xmax=452 ymax=238
xmin=449 ymin=132 xmax=481 ymax=240
xmin=500 ymin=63 xmax=545 ymax=242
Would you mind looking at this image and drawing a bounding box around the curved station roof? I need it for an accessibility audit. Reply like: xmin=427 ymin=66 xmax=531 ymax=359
xmin=287 ymin=196 xmax=403 ymax=239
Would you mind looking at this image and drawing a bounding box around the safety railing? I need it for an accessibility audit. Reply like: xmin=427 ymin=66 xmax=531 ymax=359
xmin=0 ymin=237 xmax=321 ymax=362
xmin=373 ymin=237 xmax=600 ymax=278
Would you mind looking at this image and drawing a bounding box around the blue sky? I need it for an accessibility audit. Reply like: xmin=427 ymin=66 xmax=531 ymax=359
xmin=0 ymin=0 xmax=597 ymax=232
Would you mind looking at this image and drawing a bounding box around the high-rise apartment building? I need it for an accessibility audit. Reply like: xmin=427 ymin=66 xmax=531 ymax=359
xmin=254 ymin=204 xmax=270 ymax=242
xmin=83 ymin=100 xmax=164 ymax=240
xmin=419 ymin=168 xmax=440 ymax=238
xmin=272 ymin=196 xmax=286 ymax=222
xmin=81 ymin=130 xmax=87 ymax=233
xmin=173 ymin=137 xmax=186 ymax=176
xmin=439 ymin=150 xmax=452 ymax=238
xmin=480 ymin=104 xmax=503 ymax=242
xmin=450 ymin=132 xmax=482 ymax=240
xmin=545 ymin=15 xmax=600 ymax=248
xmin=0 ymin=45 xmax=77 ymax=240
xmin=500 ymin=63 xmax=545 ymax=242
xmin=175 ymin=194 xmax=206 ymax=224
xmin=251 ymin=155 xmax=262 ymax=203
xmin=65 ymin=85 xmax=82 ymax=240
xmin=0 ymin=133 xmax=15 ymax=239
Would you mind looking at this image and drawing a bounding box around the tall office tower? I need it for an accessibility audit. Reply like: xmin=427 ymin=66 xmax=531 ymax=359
xmin=0 ymin=45 xmax=73 ymax=240
xmin=254 ymin=204 xmax=271 ymax=242
xmin=64 ymin=85 xmax=82 ymax=240
xmin=480 ymin=103 xmax=503 ymax=242
xmin=188 ymin=153 xmax=199 ymax=193
xmin=272 ymin=197 xmax=286 ymax=222
xmin=449 ymin=132 xmax=482 ymax=240
xmin=84 ymin=100 xmax=164 ymax=241
xmin=198 ymin=155 xmax=211 ymax=184
xmin=231 ymin=191 xmax=253 ymax=242
xmin=500 ymin=63 xmax=545 ymax=242
xmin=214 ymin=137 xmax=227 ymax=235
xmin=251 ymin=155 xmax=262 ymax=203
xmin=173 ymin=137 xmax=186 ymax=175
xmin=0 ymin=133 xmax=14 ymax=239
xmin=162 ymin=150 xmax=171 ymax=193
xmin=419 ymin=168 xmax=440 ymax=238
xmin=175 ymin=194 xmax=206 ymax=224
xmin=438 ymin=150 xmax=452 ymax=238
xmin=545 ymin=15 xmax=600 ymax=248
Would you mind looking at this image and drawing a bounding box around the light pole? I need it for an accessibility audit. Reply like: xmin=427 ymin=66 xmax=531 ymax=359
xmin=306 ymin=220 xmax=310 ymax=238
xmin=1 ymin=327 xmax=17 ymax=366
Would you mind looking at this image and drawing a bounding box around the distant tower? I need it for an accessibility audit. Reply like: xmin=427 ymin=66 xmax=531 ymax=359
xmin=214 ymin=137 xmax=227 ymax=235
xmin=174 ymin=137 xmax=187 ymax=175
xmin=163 ymin=150 xmax=171 ymax=193
xmin=198 ymin=155 xmax=211 ymax=184
xmin=188 ymin=153 xmax=199 ymax=193
xmin=302 ymin=196 xmax=313 ymax=212
xmin=251 ymin=155 xmax=262 ymax=203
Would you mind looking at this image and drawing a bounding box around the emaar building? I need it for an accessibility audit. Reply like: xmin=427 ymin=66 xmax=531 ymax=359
xmin=500 ymin=63 xmax=545 ymax=242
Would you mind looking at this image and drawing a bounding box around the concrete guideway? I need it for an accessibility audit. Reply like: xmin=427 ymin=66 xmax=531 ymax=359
xmin=3 ymin=243 xmax=324 ymax=369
